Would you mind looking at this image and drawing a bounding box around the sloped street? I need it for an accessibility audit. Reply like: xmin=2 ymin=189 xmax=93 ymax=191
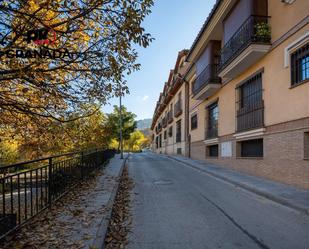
xmin=127 ymin=153 xmax=309 ymax=249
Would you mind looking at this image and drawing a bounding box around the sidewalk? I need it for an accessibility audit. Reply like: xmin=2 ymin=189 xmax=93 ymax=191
xmin=3 ymin=154 xmax=128 ymax=249
xmin=164 ymin=154 xmax=309 ymax=215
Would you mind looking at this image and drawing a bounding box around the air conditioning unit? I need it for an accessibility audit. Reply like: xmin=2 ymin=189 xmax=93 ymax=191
xmin=281 ymin=0 xmax=295 ymax=4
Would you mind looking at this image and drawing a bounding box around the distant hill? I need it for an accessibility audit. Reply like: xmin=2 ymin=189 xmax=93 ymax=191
xmin=136 ymin=118 xmax=152 ymax=130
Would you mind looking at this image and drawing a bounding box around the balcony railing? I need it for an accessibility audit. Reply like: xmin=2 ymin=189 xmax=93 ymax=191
xmin=162 ymin=116 xmax=167 ymax=128
xmin=193 ymin=64 xmax=221 ymax=96
xmin=219 ymin=15 xmax=271 ymax=71
xmin=167 ymin=110 xmax=173 ymax=124
xmin=174 ymin=99 xmax=183 ymax=117
xmin=158 ymin=123 xmax=162 ymax=132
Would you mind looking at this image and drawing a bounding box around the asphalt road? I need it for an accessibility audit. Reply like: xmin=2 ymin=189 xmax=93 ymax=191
xmin=126 ymin=152 xmax=309 ymax=249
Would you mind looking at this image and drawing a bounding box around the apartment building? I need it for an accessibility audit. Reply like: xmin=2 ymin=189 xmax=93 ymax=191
xmin=151 ymin=50 xmax=190 ymax=156
xmin=151 ymin=0 xmax=309 ymax=189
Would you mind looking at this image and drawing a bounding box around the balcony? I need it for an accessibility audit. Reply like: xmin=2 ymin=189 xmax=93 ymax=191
xmin=167 ymin=110 xmax=173 ymax=124
xmin=218 ymin=15 xmax=271 ymax=79
xmin=193 ymin=64 xmax=221 ymax=100
xmin=174 ymin=99 xmax=183 ymax=118
xmin=158 ymin=123 xmax=162 ymax=132
xmin=162 ymin=116 xmax=167 ymax=128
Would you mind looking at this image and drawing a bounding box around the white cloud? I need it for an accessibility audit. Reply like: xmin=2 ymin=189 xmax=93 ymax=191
xmin=142 ymin=95 xmax=149 ymax=101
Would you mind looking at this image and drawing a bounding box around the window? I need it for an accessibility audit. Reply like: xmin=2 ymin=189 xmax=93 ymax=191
xmin=236 ymin=73 xmax=263 ymax=132
xmin=207 ymin=145 xmax=219 ymax=158
xmin=304 ymin=132 xmax=309 ymax=159
xmin=291 ymin=44 xmax=309 ymax=86
xmin=206 ymin=102 xmax=218 ymax=138
xmin=168 ymin=126 xmax=173 ymax=137
xmin=176 ymin=120 xmax=181 ymax=143
xmin=191 ymin=114 xmax=198 ymax=130
xmin=239 ymin=139 xmax=263 ymax=158
xmin=159 ymin=134 xmax=162 ymax=148
xmin=164 ymin=130 xmax=167 ymax=140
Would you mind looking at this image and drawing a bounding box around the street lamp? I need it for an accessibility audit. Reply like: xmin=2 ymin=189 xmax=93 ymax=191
xmin=119 ymin=86 xmax=124 ymax=159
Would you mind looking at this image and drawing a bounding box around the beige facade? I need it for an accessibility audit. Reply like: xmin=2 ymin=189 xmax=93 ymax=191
xmin=151 ymin=51 xmax=190 ymax=156
xmin=151 ymin=0 xmax=309 ymax=189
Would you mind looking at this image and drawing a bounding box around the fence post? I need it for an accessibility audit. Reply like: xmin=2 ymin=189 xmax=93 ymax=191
xmin=81 ymin=152 xmax=84 ymax=180
xmin=48 ymin=158 xmax=52 ymax=208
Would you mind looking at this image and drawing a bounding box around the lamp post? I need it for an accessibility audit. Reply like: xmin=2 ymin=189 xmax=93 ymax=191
xmin=119 ymin=87 xmax=124 ymax=159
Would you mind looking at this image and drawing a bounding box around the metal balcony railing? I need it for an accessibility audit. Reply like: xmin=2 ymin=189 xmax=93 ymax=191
xmin=174 ymin=99 xmax=183 ymax=117
xmin=167 ymin=110 xmax=173 ymax=124
xmin=193 ymin=64 xmax=221 ymax=96
xmin=219 ymin=15 xmax=271 ymax=71
xmin=162 ymin=116 xmax=167 ymax=128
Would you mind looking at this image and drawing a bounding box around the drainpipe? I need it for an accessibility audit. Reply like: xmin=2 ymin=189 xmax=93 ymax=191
xmin=181 ymin=74 xmax=190 ymax=158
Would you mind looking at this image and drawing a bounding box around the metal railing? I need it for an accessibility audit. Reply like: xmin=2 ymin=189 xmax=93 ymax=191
xmin=162 ymin=116 xmax=167 ymax=128
xmin=0 ymin=149 xmax=116 ymax=239
xmin=237 ymin=100 xmax=264 ymax=132
xmin=193 ymin=64 xmax=221 ymax=96
xmin=167 ymin=110 xmax=173 ymax=124
xmin=158 ymin=122 xmax=162 ymax=132
xmin=219 ymin=15 xmax=271 ymax=70
xmin=205 ymin=127 xmax=218 ymax=139
xmin=236 ymin=72 xmax=264 ymax=132
xmin=174 ymin=99 xmax=183 ymax=117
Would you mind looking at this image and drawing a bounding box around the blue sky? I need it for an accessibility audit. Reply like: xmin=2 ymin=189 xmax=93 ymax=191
xmin=103 ymin=0 xmax=216 ymax=120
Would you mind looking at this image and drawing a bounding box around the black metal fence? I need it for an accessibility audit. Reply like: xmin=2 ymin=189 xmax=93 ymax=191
xmin=0 ymin=149 xmax=115 ymax=240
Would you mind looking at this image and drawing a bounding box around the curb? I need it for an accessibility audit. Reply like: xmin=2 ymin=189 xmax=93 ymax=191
xmin=91 ymin=154 xmax=129 ymax=249
xmin=165 ymin=155 xmax=309 ymax=215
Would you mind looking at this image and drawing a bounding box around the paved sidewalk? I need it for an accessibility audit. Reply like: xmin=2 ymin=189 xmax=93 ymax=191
xmin=3 ymin=154 xmax=127 ymax=249
xmin=163 ymin=154 xmax=309 ymax=214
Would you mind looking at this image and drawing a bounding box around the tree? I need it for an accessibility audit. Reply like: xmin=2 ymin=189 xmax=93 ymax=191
xmin=0 ymin=104 xmax=113 ymax=164
xmin=106 ymin=105 xmax=136 ymax=151
xmin=125 ymin=130 xmax=148 ymax=151
xmin=0 ymin=130 xmax=19 ymax=165
xmin=0 ymin=0 xmax=154 ymax=125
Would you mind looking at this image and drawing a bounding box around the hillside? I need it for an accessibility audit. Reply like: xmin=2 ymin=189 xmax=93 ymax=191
xmin=136 ymin=118 xmax=152 ymax=130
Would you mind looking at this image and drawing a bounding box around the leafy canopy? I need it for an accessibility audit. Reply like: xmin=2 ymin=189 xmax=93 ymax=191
xmin=0 ymin=0 xmax=154 ymax=124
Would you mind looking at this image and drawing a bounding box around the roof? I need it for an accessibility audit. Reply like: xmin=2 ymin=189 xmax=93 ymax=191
xmin=150 ymin=49 xmax=189 ymax=130
xmin=186 ymin=0 xmax=222 ymax=61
